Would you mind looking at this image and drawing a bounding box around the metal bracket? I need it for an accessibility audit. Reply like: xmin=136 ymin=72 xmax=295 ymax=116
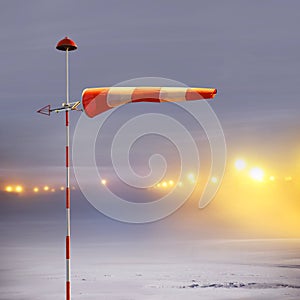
xmin=37 ymin=101 xmax=82 ymax=116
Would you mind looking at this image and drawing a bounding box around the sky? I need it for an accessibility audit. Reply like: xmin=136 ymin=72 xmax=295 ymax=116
xmin=0 ymin=1 xmax=300 ymax=238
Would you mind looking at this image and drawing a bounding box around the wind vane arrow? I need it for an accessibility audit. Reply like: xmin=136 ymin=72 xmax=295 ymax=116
xmin=37 ymin=104 xmax=51 ymax=116
xmin=37 ymin=101 xmax=82 ymax=116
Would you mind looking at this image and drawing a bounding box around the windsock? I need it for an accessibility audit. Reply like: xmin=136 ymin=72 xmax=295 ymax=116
xmin=82 ymin=86 xmax=217 ymax=118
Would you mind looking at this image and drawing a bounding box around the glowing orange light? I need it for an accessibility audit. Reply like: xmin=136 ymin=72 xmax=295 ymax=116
xmin=235 ymin=159 xmax=246 ymax=171
xmin=60 ymin=186 xmax=65 ymax=191
xmin=15 ymin=185 xmax=23 ymax=193
xmin=211 ymin=176 xmax=218 ymax=183
xmin=51 ymin=188 xmax=55 ymax=192
xmin=188 ymin=173 xmax=196 ymax=183
xmin=33 ymin=187 xmax=39 ymax=193
xmin=5 ymin=186 xmax=13 ymax=192
xmin=43 ymin=186 xmax=49 ymax=191
xmin=249 ymin=167 xmax=264 ymax=182
xmin=162 ymin=181 xmax=167 ymax=188
xmin=101 ymin=179 xmax=107 ymax=185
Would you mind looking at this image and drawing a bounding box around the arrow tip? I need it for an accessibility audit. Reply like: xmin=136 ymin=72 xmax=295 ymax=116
xmin=37 ymin=104 xmax=51 ymax=116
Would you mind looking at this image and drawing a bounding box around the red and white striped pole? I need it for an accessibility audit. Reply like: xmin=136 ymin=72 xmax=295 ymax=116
xmin=56 ymin=37 xmax=77 ymax=300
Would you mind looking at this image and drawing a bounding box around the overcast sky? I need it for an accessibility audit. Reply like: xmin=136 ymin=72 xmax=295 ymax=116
xmin=0 ymin=0 xmax=299 ymax=247
xmin=0 ymin=0 xmax=299 ymax=182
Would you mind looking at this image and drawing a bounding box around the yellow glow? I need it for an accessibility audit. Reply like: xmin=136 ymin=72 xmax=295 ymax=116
xmin=101 ymin=179 xmax=107 ymax=185
xmin=211 ymin=176 xmax=218 ymax=183
xmin=157 ymin=183 xmax=161 ymax=188
xmin=269 ymin=176 xmax=275 ymax=181
xmin=33 ymin=187 xmax=39 ymax=193
xmin=178 ymin=181 xmax=183 ymax=187
xmin=249 ymin=167 xmax=264 ymax=182
xmin=43 ymin=186 xmax=49 ymax=191
xmin=5 ymin=186 xmax=13 ymax=192
xmin=188 ymin=173 xmax=196 ymax=183
xmin=285 ymin=176 xmax=292 ymax=182
xmin=162 ymin=181 xmax=167 ymax=187
xmin=169 ymin=180 xmax=174 ymax=186
xmin=235 ymin=159 xmax=246 ymax=171
xmin=60 ymin=186 xmax=65 ymax=191
xmin=15 ymin=185 xmax=23 ymax=193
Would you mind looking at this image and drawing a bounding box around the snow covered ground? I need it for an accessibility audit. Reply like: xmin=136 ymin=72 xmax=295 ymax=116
xmin=0 ymin=192 xmax=299 ymax=299
xmin=1 ymin=238 xmax=300 ymax=300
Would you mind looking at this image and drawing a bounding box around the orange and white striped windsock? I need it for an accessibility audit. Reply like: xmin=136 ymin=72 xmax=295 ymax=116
xmin=82 ymin=86 xmax=217 ymax=118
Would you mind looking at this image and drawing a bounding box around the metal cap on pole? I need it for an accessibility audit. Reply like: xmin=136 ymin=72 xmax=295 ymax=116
xmin=56 ymin=37 xmax=78 ymax=51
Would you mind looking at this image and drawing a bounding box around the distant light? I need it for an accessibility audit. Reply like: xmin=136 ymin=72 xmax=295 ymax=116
xmin=5 ymin=186 xmax=13 ymax=192
xmin=211 ymin=176 xmax=218 ymax=183
xmin=33 ymin=187 xmax=39 ymax=193
xmin=44 ymin=186 xmax=49 ymax=191
xmin=178 ymin=181 xmax=183 ymax=187
xmin=188 ymin=173 xmax=196 ymax=183
xmin=249 ymin=167 xmax=264 ymax=182
xmin=285 ymin=176 xmax=292 ymax=182
xmin=101 ymin=179 xmax=107 ymax=185
xmin=15 ymin=185 xmax=23 ymax=193
xmin=235 ymin=159 xmax=246 ymax=171
xmin=157 ymin=183 xmax=161 ymax=188
xmin=188 ymin=173 xmax=194 ymax=180
xmin=269 ymin=176 xmax=275 ymax=181
xmin=71 ymin=186 xmax=76 ymax=190
xmin=60 ymin=186 xmax=65 ymax=191
xmin=51 ymin=188 xmax=55 ymax=192
xmin=162 ymin=181 xmax=167 ymax=188
xmin=169 ymin=180 xmax=174 ymax=186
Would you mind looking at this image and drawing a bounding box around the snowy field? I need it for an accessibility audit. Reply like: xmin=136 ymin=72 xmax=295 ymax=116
xmin=1 ymin=192 xmax=299 ymax=299
xmin=1 ymin=238 xmax=300 ymax=300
